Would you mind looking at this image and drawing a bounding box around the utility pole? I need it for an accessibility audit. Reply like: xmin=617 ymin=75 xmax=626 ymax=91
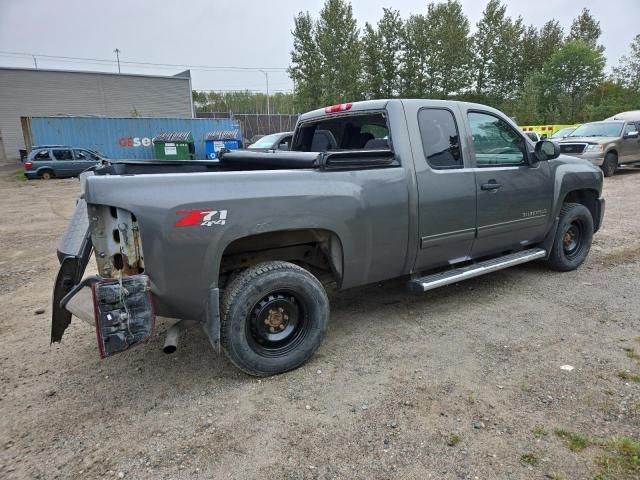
xmin=260 ymin=70 xmax=270 ymax=132
xmin=32 ymin=56 xmax=38 ymax=69
xmin=114 ymin=48 xmax=121 ymax=73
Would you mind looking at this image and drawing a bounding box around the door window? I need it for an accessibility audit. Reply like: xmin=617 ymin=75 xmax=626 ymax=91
xmin=52 ymin=149 xmax=73 ymax=161
xmin=623 ymin=123 xmax=637 ymax=136
xmin=75 ymin=149 xmax=99 ymax=160
xmin=468 ymin=112 xmax=526 ymax=166
xmin=277 ymin=136 xmax=292 ymax=150
xmin=418 ymin=108 xmax=463 ymax=169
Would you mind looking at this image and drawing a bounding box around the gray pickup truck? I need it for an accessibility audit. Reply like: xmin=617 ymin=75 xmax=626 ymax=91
xmin=558 ymin=118 xmax=640 ymax=177
xmin=52 ymin=99 xmax=605 ymax=376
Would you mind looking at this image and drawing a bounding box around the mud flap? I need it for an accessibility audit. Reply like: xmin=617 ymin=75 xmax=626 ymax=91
xmin=93 ymin=275 xmax=155 ymax=358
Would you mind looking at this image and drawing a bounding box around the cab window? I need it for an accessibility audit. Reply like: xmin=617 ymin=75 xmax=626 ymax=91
xmin=293 ymin=113 xmax=390 ymax=152
xmin=418 ymin=108 xmax=463 ymax=169
xmin=468 ymin=112 xmax=526 ymax=166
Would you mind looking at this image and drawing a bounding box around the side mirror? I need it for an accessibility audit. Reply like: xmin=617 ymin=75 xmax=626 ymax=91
xmin=624 ymin=131 xmax=639 ymax=139
xmin=278 ymin=142 xmax=290 ymax=151
xmin=534 ymin=140 xmax=560 ymax=162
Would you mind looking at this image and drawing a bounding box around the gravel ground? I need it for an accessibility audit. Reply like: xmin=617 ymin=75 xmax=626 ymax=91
xmin=0 ymin=167 xmax=639 ymax=480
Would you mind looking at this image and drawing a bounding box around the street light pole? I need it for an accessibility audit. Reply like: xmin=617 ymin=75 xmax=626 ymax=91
xmin=114 ymin=48 xmax=121 ymax=73
xmin=260 ymin=70 xmax=270 ymax=132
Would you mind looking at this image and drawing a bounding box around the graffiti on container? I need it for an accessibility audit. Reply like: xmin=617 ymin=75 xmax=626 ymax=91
xmin=119 ymin=137 xmax=152 ymax=147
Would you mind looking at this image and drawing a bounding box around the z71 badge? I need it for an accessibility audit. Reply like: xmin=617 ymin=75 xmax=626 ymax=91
xmin=175 ymin=209 xmax=228 ymax=227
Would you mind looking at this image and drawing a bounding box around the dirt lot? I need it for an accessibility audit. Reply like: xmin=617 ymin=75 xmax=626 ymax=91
xmin=1 ymin=166 xmax=639 ymax=480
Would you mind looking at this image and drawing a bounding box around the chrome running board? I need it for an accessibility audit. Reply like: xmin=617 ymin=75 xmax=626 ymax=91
xmin=410 ymin=248 xmax=546 ymax=292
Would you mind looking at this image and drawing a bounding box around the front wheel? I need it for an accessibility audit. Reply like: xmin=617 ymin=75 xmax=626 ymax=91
xmin=546 ymin=203 xmax=594 ymax=272
xmin=221 ymin=261 xmax=329 ymax=376
xmin=602 ymin=152 xmax=617 ymax=177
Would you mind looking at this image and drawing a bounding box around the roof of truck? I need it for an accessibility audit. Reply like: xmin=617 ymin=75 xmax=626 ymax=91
xmin=297 ymin=99 xmax=506 ymax=123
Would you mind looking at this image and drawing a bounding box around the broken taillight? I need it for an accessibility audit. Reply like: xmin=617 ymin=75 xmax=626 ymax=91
xmin=24 ymin=161 xmax=33 ymax=170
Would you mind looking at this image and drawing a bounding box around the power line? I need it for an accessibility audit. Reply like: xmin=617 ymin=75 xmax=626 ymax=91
xmin=0 ymin=50 xmax=289 ymax=73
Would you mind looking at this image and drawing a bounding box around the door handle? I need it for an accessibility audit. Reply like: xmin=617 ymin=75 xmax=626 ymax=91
xmin=481 ymin=181 xmax=502 ymax=191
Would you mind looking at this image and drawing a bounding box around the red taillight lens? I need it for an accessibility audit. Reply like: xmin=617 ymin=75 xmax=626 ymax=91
xmin=324 ymin=103 xmax=353 ymax=113
xmin=24 ymin=161 xmax=33 ymax=170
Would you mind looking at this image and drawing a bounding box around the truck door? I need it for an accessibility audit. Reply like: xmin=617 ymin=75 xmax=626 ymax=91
xmin=463 ymin=109 xmax=552 ymax=258
xmin=620 ymin=122 xmax=640 ymax=163
xmin=409 ymin=104 xmax=477 ymax=271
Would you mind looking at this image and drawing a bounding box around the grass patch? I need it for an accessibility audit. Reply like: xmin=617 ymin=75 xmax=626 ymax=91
xmin=623 ymin=348 xmax=640 ymax=360
xmin=555 ymin=429 xmax=589 ymax=451
xmin=446 ymin=433 xmax=461 ymax=447
xmin=520 ymin=452 xmax=539 ymax=466
xmin=618 ymin=371 xmax=640 ymax=382
xmin=594 ymin=437 xmax=640 ymax=479
xmin=532 ymin=425 xmax=548 ymax=437
xmin=633 ymin=403 xmax=640 ymax=413
xmin=555 ymin=429 xmax=639 ymax=479
xmin=14 ymin=169 xmax=26 ymax=182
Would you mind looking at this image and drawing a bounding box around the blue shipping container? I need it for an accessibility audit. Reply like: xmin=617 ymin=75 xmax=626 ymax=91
xmin=21 ymin=116 xmax=241 ymax=160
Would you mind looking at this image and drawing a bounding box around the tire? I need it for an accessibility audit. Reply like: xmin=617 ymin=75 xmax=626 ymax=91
xmin=601 ymin=152 xmax=617 ymax=177
xmin=546 ymin=203 xmax=594 ymax=272
xmin=221 ymin=261 xmax=329 ymax=376
xmin=40 ymin=170 xmax=54 ymax=180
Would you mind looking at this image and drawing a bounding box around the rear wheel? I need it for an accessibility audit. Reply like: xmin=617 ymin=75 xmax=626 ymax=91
xmin=546 ymin=203 xmax=594 ymax=272
xmin=40 ymin=170 xmax=54 ymax=180
xmin=221 ymin=261 xmax=329 ymax=376
xmin=602 ymin=152 xmax=617 ymax=177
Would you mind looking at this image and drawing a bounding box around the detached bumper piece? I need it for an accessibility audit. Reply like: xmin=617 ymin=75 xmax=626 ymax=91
xmin=93 ymin=275 xmax=155 ymax=358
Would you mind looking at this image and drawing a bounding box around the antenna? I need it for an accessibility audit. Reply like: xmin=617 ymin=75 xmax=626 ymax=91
xmin=113 ymin=48 xmax=121 ymax=73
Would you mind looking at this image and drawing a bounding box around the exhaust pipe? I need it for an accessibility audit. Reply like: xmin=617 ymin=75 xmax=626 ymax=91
xmin=163 ymin=320 xmax=187 ymax=354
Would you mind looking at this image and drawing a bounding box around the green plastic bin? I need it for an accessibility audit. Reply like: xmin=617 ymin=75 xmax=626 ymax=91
xmin=152 ymin=132 xmax=195 ymax=160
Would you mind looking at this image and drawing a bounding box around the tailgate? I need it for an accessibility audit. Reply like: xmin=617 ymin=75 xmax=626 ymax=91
xmin=51 ymin=197 xmax=92 ymax=343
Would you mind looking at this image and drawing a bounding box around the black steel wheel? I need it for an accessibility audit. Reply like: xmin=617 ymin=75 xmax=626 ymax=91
xmin=546 ymin=203 xmax=594 ymax=272
xmin=221 ymin=261 xmax=329 ymax=376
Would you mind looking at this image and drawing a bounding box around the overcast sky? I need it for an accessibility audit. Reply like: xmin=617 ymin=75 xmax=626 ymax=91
xmin=0 ymin=0 xmax=638 ymax=92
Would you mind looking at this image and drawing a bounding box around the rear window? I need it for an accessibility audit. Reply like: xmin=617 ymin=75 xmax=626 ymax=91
xmin=33 ymin=150 xmax=51 ymax=161
xmin=293 ymin=113 xmax=390 ymax=152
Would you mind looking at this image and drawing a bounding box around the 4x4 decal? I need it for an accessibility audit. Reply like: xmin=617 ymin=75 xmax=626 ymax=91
xmin=175 ymin=209 xmax=228 ymax=227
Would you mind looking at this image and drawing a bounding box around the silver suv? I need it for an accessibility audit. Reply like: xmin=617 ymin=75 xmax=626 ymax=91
xmin=558 ymin=120 xmax=640 ymax=177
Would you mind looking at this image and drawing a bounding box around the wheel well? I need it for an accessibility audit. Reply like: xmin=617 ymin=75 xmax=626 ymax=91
xmin=606 ymin=149 xmax=617 ymax=158
xmin=219 ymin=229 xmax=343 ymax=287
xmin=38 ymin=168 xmax=54 ymax=175
xmin=563 ymin=189 xmax=601 ymax=230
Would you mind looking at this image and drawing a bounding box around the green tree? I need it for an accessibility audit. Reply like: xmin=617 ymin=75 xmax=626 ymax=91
xmin=541 ymin=39 xmax=605 ymax=121
xmin=288 ymin=12 xmax=322 ymax=111
xmin=613 ymin=34 xmax=640 ymax=91
xmin=361 ymin=22 xmax=383 ymax=98
xmin=424 ymin=0 xmax=472 ymax=97
xmin=472 ymin=0 xmax=508 ymax=97
xmin=400 ymin=14 xmax=429 ymax=97
xmin=568 ymin=8 xmax=602 ymax=50
xmin=361 ymin=8 xmax=403 ymax=99
xmin=315 ymin=0 xmax=362 ymax=104
xmin=377 ymin=8 xmax=403 ymax=97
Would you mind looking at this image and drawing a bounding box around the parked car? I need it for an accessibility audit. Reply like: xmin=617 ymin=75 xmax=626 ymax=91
xmin=524 ymin=131 xmax=541 ymax=142
xmin=559 ymin=119 xmax=640 ymax=176
xmin=247 ymin=130 xmax=339 ymax=152
xmin=247 ymin=132 xmax=293 ymax=151
xmin=53 ymin=99 xmax=604 ymax=376
xmin=550 ymin=127 xmax=578 ymax=140
xmin=24 ymin=147 xmax=106 ymax=179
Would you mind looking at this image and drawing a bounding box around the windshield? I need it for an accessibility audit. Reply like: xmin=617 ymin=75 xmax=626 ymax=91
xmin=569 ymin=122 xmax=624 ymax=138
xmin=248 ymin=134 xmax=283 ymax=149
xmin=551 ymin=127 xmax=576 ymax=138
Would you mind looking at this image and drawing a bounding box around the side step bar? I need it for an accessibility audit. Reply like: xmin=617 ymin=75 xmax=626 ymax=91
xmin=410 ymin=248 xmax=546 ymax=292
